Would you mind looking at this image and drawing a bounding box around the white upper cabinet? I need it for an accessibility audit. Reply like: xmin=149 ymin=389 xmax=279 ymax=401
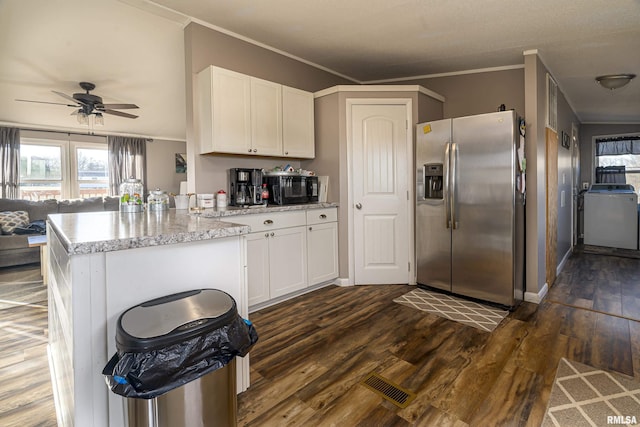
xmin=250 ymin=77 xmax=282 ymax=156
xmin=282 ymin=86 xmax=315 ymax=159
xmin=197 ymin=66 xmax=251 ymax=155
xmin=197 ymin=65 xmax=315 ymax=158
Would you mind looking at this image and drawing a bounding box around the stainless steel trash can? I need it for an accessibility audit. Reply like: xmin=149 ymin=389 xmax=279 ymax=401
xmin=116 ymin=289 xmax=239 ymax=427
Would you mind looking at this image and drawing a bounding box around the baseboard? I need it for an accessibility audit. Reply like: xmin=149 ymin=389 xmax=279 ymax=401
xmin=556 ymin=248 xmax=572 ymax=276
xmin=335 ymin=277 xmax=351 ymax=286
xmin=524 ymin=283 xmax=548 ymax=304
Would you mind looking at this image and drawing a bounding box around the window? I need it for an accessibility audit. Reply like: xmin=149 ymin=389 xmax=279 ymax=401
xmin=19 ymin=132 xmax=108 ymax=200
xmin=594 ymin=135 xmax=640 ymax=190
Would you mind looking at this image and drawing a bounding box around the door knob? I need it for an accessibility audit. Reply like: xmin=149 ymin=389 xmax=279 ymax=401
xmin=355 ymin=203 xmax=362 ymax=210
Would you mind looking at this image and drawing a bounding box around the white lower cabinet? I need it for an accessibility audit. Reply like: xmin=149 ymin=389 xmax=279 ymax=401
xmin=307 ymin=222 xmax=339 ymax=285
xmin=242 ymin=207 xmax=338 ymax=308
xmin=246 ymin=226 xmax=307 ymax=306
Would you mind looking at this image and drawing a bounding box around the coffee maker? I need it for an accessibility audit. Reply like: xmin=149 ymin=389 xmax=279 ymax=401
xmin=229 ymin=168 xmax=263 ymax=206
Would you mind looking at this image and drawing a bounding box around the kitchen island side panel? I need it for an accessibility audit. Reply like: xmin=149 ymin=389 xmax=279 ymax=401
xmin=47 ymin=230 xmax=247 ymax=427
xmin=48 ymin=226 xmax=109 ymax=427
xmin=104 ymin=237 xmax=247 ymax=426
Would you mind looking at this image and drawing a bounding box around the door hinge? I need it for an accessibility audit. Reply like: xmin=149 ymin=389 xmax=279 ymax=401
xmin=407 ymin=190 xmax=409 ymax=200
xmin=408 ymin=262 xmax=410 ymax=271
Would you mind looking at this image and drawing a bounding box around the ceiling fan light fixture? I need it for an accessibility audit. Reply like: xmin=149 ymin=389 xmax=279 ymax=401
xmin=94 ymin=113 xmax=104 ymax=126
xmin=77 ymin=111 xmax=88 ymax=125
xmin=595 ymin=74 xmax=636 ymax=90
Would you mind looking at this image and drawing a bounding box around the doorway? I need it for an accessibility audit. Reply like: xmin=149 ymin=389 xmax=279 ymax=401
xmin=546 ymin=127 xmax=559 ymax=287
xmin=347 ymin=100 xmax=412 ymax=285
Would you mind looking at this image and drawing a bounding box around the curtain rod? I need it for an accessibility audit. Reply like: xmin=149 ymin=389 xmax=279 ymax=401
xmin=1 ymin=120 xmax=186 ymax=143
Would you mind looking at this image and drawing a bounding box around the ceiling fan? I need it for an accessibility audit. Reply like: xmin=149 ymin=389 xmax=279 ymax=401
xmin=17 ymin=82 xmax=139 ymax=123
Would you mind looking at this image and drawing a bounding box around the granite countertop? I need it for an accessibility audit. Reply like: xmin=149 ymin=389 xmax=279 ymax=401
xmin=199 ymin=202 xmax=338 ymax=218
xmin=47 ymin=203 xmax=338 ymax=255
xmin=47 ymin=210 xmax=250 ymax=255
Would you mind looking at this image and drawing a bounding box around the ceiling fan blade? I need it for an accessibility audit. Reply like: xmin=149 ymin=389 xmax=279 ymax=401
xmin=16 ymin=99 xmax=77 ymax=107
xmin=97 ymin=103 xmax=139 ymax=110
xmin=52 ymin=90 xmax=80 ymax=104
xmin=102 ymin=109 xmax=138 ymax=119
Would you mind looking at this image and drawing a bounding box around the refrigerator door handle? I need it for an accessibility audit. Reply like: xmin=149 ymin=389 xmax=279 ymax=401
xmin=444 ymin=141 xmax=451 ymax=229
xmin=451 ymin=142 xmax=458 ymax=230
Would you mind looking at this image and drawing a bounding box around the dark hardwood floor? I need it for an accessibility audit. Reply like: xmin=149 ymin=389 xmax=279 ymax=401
xmin=1 ymin=251 xmax=639 ymax=426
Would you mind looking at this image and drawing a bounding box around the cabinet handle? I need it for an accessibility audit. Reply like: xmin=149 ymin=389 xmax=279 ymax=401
xmin=285 ymin=151 xmax=289 ymax=155
xmin=253 ymin=149 xmax=257 ymax=153
xmin=270 ymin=232 xmax=275 ymax=237
xmin=248 ymin=148 xmax=252 ymax=153
xmin=265 ymin=233 xmax=269 ymax=237
xmin=319 ymin=214 xmax=327 ymax=219
xmin=264 ymin=219 xmax=273 ymax=225
xmin=309 ymin=226 xmax=312 ymax=231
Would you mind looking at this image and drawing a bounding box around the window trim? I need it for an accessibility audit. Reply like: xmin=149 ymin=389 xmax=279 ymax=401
xmin=591 ymin=132 xmax=640 ymax=184
xmin=19 ymin=132 xmax=109 ymax=200
xmin=69 ymin=141 xmax=109 ymax=199
xmin=20 ymin=137 xmax=70 ymax=199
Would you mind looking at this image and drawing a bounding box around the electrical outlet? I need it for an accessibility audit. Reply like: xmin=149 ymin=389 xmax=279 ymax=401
xmin=582 ymin=182 xmax=589 ymax=190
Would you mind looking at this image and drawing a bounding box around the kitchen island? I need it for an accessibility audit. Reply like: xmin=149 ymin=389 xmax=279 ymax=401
xmin=46 ymin=209 xmax=250 ymax=427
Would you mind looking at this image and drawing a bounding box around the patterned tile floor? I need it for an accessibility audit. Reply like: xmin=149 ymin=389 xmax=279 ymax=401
xmin=542 ymin=358 xmax=640 ymax=427
xmin=393 ymin=288 xmax=509 ymax=332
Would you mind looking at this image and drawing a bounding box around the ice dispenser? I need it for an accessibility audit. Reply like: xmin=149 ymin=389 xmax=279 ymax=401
xmin=424 ymin=163 xmax=443 ymax=199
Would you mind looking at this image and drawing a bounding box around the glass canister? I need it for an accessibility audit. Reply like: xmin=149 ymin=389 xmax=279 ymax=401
xmin=148 ymin=188 xmax=170 ymax=211
xmin=119 ymin=178 xmax=144 ymax=213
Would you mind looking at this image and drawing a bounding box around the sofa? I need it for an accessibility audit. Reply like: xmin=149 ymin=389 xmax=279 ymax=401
xmin=0 ymin=197 xmax=119 ymax=268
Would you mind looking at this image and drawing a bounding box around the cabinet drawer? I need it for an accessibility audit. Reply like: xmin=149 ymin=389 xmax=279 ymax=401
xmin=306 ymin=208 xmax=337 ymax=225
xmin=231 ymin=211 xmax=306 ymax=233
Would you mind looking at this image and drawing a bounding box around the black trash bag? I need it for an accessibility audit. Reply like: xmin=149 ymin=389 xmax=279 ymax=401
xmin=102 ymin=313 xmax=258 ymax=399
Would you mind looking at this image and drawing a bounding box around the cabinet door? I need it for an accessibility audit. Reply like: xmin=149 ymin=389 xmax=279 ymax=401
xmin=245 ymin=233 xmax=271 ymax=306
xmin=268 ymin=226 xmax=308 ymax=298
xmin=307 ymin=222 xmax=339 ymax=285
xmin=251 ymin=77 xmax=282 ymax=156
xmin=282 ymin=86 xmax=315 ymax=158
xmin=211 ymin=67 xmax=251 ymax=154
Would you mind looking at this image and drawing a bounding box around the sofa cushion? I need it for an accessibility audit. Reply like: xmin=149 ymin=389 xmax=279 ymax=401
xmin=0 ymin=210 xmax=30 ymax=234
xmin=58 ymin=197 xmax=104 ymax=213
xmin=104 ymin=196 xmax=119 ymax=211
xmin=0 ymin=233 xmax=31 ymax=250
xmin=0 ymin=198 xmax=58 ymax=221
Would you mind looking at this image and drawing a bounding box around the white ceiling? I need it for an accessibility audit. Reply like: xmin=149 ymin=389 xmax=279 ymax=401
xmin=1 ymin=0 xmax=638 ymax=142
xmin=146 ymin=0 xmax=640 ymax=124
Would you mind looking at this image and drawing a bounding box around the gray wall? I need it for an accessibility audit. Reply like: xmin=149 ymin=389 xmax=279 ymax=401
xmin=145 ymin=139 xmax=187 ymax=195
xmin=556 ymin=86 xmax=580 ymax=266
xmin=183 ymin=22 xmax=352 ymax=195
xmin=394 ymin=68 xmax=525 ymax=119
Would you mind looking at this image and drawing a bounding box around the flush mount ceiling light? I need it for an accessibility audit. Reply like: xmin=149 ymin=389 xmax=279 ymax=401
xmin=595 ymin=74 xmax=636 ymax=90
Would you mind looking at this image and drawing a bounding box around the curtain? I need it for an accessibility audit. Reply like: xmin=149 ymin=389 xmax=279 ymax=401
xmin=596 ymin=138 xmax=640 ymax=156
xmin=0 ymin=126 xmax=20 ymax=199
xmin=108 ymin=136 xmax=147 ymax=196
xmin=596 ymin=166 xmax=626 ymax=183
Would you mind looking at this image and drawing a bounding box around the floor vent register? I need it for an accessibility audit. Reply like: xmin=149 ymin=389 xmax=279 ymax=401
xmin=359 ymin=372 xmax=416 ymax=409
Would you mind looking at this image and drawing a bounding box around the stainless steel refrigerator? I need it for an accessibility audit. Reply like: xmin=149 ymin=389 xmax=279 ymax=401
xmin=416 ymin=110 xmax=524 ymax=308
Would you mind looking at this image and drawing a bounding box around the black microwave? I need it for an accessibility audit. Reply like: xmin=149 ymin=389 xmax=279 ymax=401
xmin=264 ymin=174 xmax=319 ymax=205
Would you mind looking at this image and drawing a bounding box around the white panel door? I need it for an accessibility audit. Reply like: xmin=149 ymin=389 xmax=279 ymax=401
xmin=250 ymin=77 xmax=282 ymax=156
xmin=282 ymin=86 xmax=315 ymax=158
xmin=269 ymin=226 xmax=308 ymax=298
xmin=307 ymin=221 xmax=339 ymax=285
xmin=211 ymin=67 xmax=251 ymax=154
xmin=352 ymin=103 xmax=410 ymax=284
xmin=245 ymin=233 xmax=271 ymax=306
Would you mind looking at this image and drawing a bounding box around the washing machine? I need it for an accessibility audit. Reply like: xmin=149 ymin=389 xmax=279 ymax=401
xmin=584 ymin=184 xmax=638 ymax=250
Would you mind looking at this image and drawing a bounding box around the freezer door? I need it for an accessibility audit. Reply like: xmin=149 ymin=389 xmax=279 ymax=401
xmin=416 ymin=119 xmax=452 ymax=291
xmin=450 ymin=111 xmax=517 ymax=306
